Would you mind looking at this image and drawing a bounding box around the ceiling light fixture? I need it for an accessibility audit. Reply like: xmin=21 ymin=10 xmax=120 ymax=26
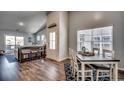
xmin=19 ymin=22 xmax=24 ymax=26
xmin=94 ymin=12 xmax=102 ymax=20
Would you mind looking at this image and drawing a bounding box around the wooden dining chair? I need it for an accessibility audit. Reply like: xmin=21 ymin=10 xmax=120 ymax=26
xmin=93 ymin=48 xmax=100 ymax=56
xmin=70 ymin=48 xmax=94 ymax=81
xmin=95 ymin=49 xmax=113 ymax=81
xmin=69 ymin=48 xmax=75 ymax=67
xmin=91 ymin=48 xmax=112 ymax=81
xmin=92 ymin=64 xmax=112 ymax=81
xmin=103 ymin=49 xmax=113 ymax=58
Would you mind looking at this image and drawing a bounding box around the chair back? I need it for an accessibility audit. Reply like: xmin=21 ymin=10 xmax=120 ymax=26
xmin=69 ymin=48 xmax=74 ymax=65
xmin=103 ymin=49 xmax=112 ymax=58
xmin=69 ymin=48 xmax=72 ymax=59
xmin=71 ymin=50 xmax=79 ymax=77
xmin=69 ymin=48 xmax=79 ymax=76
xmin=69 ymin=48 xmax=75 ymax=59
xmin=93 ymin=48 xmax=100 ymax=55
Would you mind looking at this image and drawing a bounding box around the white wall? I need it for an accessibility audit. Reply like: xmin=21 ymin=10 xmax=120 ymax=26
xmin=47 ymin=12 xmax=59 ymax=61
xmin=46 ymin=11 xmax=68 ymax=61
xmin=69 ymin=11 xmax=124 ymax=68
xmin=35 ymin=28 xmax=47 ymax=45
xmin=0 ymin=31 xmax=5 ymax=50
xmin=0 ymin=30 xmax=34 ymax=50
xmin=59 ymin=12 xmax=68 ymax=61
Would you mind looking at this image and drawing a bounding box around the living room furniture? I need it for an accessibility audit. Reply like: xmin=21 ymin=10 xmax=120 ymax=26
xmin=77 ymin=53 xmax=120 ymax=81
xmin=69 ymin=48 xmax=94 ymax=81
xmin=0 ymin=50 xmax=5 ymax=55
xmin=93 ymin=48 xmax=100 ymax=56
xmin=17 ymin=45 xmax=46 ymax=62
xmin=21 ymin=49 xmax=31 ymax=61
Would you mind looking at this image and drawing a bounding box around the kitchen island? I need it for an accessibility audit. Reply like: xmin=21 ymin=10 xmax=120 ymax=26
xmin=15 ymin=45 xmax=46 ymax=62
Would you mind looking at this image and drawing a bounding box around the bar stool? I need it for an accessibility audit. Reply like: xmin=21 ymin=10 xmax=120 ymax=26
xmin=37 ymin=48 xmax=44 ymax=63
xmin=21 ymin=49 xmax=31 ymax=62
xmin=30 ymin=49 xmax=38 ymax=60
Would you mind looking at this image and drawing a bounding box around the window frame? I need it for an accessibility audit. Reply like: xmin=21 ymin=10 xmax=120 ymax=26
xmin=77 ymin=26 xmax=113 ymax=55
xmin=49 ymin=32 xmax=56 ymax=50
xmin=5 ymin=35 xmax=24 ymax=50
xmin=37 ymin=35 xmax=41 ymax=42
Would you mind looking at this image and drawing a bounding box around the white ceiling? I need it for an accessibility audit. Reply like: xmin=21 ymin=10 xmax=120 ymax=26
xmin=0 ymin=11 xmax=47 ymax=33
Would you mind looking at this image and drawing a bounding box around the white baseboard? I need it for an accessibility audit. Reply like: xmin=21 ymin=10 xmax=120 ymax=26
xmin=59 ymin=57 xmax=69 ymax=62
xmin=46 ymin=57 xmax=69 ymax=62
xmin=118 ymin=68 xmax=124 ymax=71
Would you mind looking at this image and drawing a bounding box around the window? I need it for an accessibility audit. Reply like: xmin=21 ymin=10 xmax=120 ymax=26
xmin=77 ymin=26 xmax=113 ymax=55
xmin=49 ymin=32 xmax=55 ymax=49
xmin=41 ymin=35 xmax=45 ymax=41
xmin=5 ymin=35 xmax=24 ymax=51
xmin=6 ymin=36 xmax=16 ymax=50
xmin=16 ymin=36 xmax=24 ymax=47
xmin=41 ymin=35 xmax=46 ymax=44
xmin=37 ymin=35 xmax=41 ymax=42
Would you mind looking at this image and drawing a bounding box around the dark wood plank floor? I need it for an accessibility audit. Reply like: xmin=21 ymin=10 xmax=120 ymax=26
xmin=19 ymin=59 xmax=66 ymax=81
xmin=0 ymin=55 xmax=66 ymax=81
xmin=0 ymin=55 xmax=124 ymax=81
xmin=0 ymin=55 xmax=20 ymax=81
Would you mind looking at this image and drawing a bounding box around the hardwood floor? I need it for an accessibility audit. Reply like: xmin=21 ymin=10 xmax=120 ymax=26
xmin=0 ymin=55 xmax=124 ymax=81
xmin=19 ymin=59 xmax=66 ymax=81
xmin=118 ymin=70 xmax=124 ymax=80
xmin=0 ymin=55 xmax=19 ymax=81
xmin=0 ymin=55 xmax=66 ymax=81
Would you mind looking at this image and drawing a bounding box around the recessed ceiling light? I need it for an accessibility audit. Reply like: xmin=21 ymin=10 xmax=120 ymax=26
xmin=94 ymin=12 xmax=102 ymax=20
xmin=19 ymin=22 xmax=24 ymax=26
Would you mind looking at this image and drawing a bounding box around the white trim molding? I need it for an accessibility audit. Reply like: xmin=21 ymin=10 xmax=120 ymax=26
xmin=59 ymin=57 xmax=70 ymax=62
xmin=118 ymin=68 xmax=124 ymax=71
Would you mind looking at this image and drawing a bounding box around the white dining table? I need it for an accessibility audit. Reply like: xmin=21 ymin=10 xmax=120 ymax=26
xmin=76 ymin=54 xmax=120 ymax=81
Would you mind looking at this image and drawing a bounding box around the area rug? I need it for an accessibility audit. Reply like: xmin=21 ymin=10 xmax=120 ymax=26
xmin=5 ymin=55 xmax=18 ymax=63
xmin=64 ymin=63 xmax=75 ymax=81
xmin=64 ymin=63 xmax=110 ymax=81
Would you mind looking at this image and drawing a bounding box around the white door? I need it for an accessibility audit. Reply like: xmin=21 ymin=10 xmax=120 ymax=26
xmin=47 ymin=28 xmax=58 ymax=61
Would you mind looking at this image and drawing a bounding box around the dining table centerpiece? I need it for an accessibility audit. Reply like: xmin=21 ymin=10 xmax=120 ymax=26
xmin=78 ymin=46 xmax=95 ymax=56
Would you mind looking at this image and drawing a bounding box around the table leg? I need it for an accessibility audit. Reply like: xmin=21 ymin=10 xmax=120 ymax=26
xmin=82 ymin=63 xmax=85 ymax=81
xmin=110 ymin=63 xmax=113 ymax=81
xmin=113 ymin=63 xmax=118 ymax=81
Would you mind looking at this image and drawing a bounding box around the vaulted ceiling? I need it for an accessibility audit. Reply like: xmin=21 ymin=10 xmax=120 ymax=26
xmin=0 ymin=11 xmax=47 ymax=33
